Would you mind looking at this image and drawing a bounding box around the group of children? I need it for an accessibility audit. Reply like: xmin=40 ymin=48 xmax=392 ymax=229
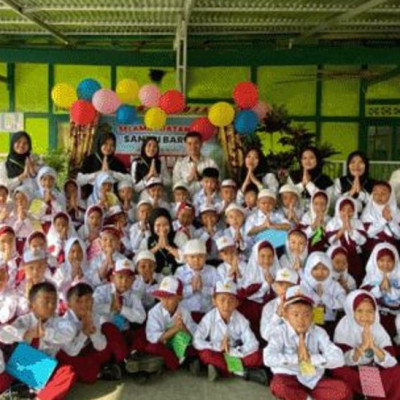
xmin=0 ymin=130 xmax=399 ymax=400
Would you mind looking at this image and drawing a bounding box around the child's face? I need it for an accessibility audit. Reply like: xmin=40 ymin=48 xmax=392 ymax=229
xmin=348 ymin=155 xmax=366 ymax=177
xmin=29 ymin=236 xmax=46 ymax=251
xmin=148 ymin=185 xmax=163 ymax=200
xmin=0 ymin=188 xmax=7 ymax=204
xmin=332 ymin=253 xmax=348 ymax=273
xmin=112 ymin=272 xmax=135 ymax=293
xmin=221 ymin=187 xmax=236 ymax=203
xmin=226 ymin=210 xmax=244 ymax=229
xmin=101 ymin=139 xmax=115 ymax=156
xmin=31 ymin=291 xmax=57 ymax=321
xmin=15 ymin=192 xmax=28 ymax=209
xmin=88 ymin=211 xmax=102 ymax=229
xmin=288 ymin=233 xmax=306 ymax=255
xmin=213 ymin=293 xmax=238 ymax=322
xmin=377 ymin=255 xmax=395 ymax=274
xmin=154 ymin=216 xmax=170 ymax=236
xmin=68 ymin=242 xmax=83 ymax=264
xmin=339 ymin=204 xmax=354 ymax=220
xmin=24 ymin=260 xmax=47 ymax=284
xmin=244 ymin=191 xmax=257 ymax=208
xmin=313 ymin=196 xmax=327 ymax=214
xmin=65 ymin=182 xmax=77 ymax=198
xmin=0 ymin=269 xmax=9 ymax=292
xmin=186 ymin=253 xmax=206 ymax=271
xmin=284 ymin=302 xmax=313 ymax=334
xmin=100 ymin=233 xmax=119 ymax=252
xmin=373 ymin=185 xmax=391 ymax=205
xmin=258 ymin=196 xmax=276 ymax=214
xmin=69 ymin=293 xmax=93 ymax=319
xmin=200 ymin=211 xmax=218 ymax=227
xmin=201 ymin=177 xmax=218 ymax=193
xmin=160 ymin=296 xmax=180 ymax=314
xmin=258 ymin=247 xmax=274 ymax=268
xmin=137 ymin=204 xmax=152 ymax=222
xmin=311 ymin=263 xmax=330 ymax=282
xmin=145 ymin=139 xmax=158 ymax=158
xmin=137 ymin=259 xmax=156 ymax=283
xmin=40 ymin=175 xmax=55 ymax=190
xmin=177 ymin=209 xmax=194 ymax=227
xmin=281 ymin=192 xmax=297 ymax=208
xmin=14 ymin=136 xmax=30 ymax=154
xmin=273 ymin=281 xmax=293 ymax=298
xmin=354 ymin=299 xmax=375 ymax=327
xmin=118 ymin=187 xmax=133 ymax=202
xmin=115 ymin=213 xmax=127 ymax=228
xmin=0 ymin=233 xmax=14 ymax=252
xmin=301 ymin=150 xmax=317 ymax=171
xmin=219 ymin=246 xmax=237 ymax=264
xmin=54 ymin=216 xmax=69 ymax=236
xmin=173 ymin=189 xmax=189 ymax=203
xmin=101 ymin=182 xmax=112 ymax=195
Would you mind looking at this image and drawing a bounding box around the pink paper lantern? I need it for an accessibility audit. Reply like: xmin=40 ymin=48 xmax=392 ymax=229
xmin=189 ymin=117 xmax=216 ymax=142
xmin=233 ymin=82 xmax=259 ymax=109
xmin=252 ymin=101 xmax=271 ymax=121
xmin=70 ymin=100 xmax=97 ymax=125
xmin=92 ymin=89 xmax=121 ymax=114
xmin=159 ymin=90 xmax=185 ymax=114
xmin=138 ymin=84 xmax=161 ymax=107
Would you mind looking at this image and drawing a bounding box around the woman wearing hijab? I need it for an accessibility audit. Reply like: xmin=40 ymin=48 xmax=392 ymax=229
xmin=77 ymin=131 xmax=129 ymax=198
xmin=130 ymin=136 xmax=171 ymax=193
xmin=0 ymin=131 xmax=38 ymax=192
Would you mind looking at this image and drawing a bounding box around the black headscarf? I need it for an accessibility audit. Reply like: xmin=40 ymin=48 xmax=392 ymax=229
xmin=239 ymin=147 xmax=269 ymax=185
xmin=134 ymin=137 xmax=162 ymax=183
xmin=5 ymin=131 xmax=32 ymax=178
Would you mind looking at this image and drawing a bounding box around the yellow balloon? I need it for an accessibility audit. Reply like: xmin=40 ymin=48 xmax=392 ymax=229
xmin=51 ymin=83 xmax=77 ymax=109
xmin=208 ymin=101 xmax=235 ymax=127
xmin=116 ymin=79 xmax=140 ymax=104
xmin=144 ymin=107 xmax=167 ymax=130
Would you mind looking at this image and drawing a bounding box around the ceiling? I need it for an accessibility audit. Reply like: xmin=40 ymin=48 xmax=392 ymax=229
xmin=0 ymin=0 xmax=400 ymax=50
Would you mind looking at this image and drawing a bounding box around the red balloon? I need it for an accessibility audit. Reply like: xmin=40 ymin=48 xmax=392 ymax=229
xmin=189 ymin=117 xmax=216 ymax=142
xmin=159 ymin=90 xmax=185 ymax=114
xmin=233 ymin=82 xmax=259 ymax=109
xmin=70 ymin=100 xmax=97 ymax=125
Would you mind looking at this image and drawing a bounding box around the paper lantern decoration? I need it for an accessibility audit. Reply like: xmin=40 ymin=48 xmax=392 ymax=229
xmin=77 ymin=78 xmax=101 ymax=101
xmin=233 ymin=82 xmax=258 ymax=109
xmin=116 ymin=79 xmax=140 ymax=105
xmin=252 ymin=101 xmax=271 ymax=121
xmin=208 ymin=102 xmax=235 ymax=127
xmin=159 ymin=90 xmax=185 ymax=114
xmin=189 ymin=117 xmax=216 ymax=142
xmin=116 ymin=105 xmax=137 ymax=125
xmin=144 ymin=107 xmax=167 ymax=130
xmin=51 ymin=83 xmax=77 ymax=109
xmin=234 ymin=110 xmax=259 ymax=135
xmin=70 ymin=100 xmax=97 ymax=125
xmin=138 ymin=84 xmax=161 ymax=107
xmin=92 ymin=89 xmax=121 ymax=114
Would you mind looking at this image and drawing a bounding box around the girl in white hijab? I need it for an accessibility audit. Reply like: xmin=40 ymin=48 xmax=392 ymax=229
xmin=333 ymin=290 xmax=400 ymax=400
xmin=87 ymin=171 xmax=115 ymax=209
xmin=326 ymin=245 xmax=356 ymax=293
xmin=279 ymin=229 xmax=308 ymax=277
xmin=77 ymin=205 xmax=104 ymax=247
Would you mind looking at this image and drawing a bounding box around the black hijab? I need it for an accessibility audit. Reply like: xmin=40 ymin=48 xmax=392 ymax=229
xmin=239 ymin=147 xmax=269 ymax=184
xmin=134 ymin=137 xmax=162 ymax=183
xmin=5 ymin=131 xmax=32 ymax=178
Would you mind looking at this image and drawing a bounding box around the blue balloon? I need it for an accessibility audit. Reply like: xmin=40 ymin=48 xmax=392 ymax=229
xmin=234 ymin=110 xmax=259 ymax=135
xmin=116 ymin=105 xmax=137 ymax=125
xmin=77 ymin=78 xmax=101 ymax=100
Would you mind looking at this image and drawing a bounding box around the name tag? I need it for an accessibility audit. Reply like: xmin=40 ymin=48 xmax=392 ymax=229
xmin=313 ymin=305 xmax=325 ymax=325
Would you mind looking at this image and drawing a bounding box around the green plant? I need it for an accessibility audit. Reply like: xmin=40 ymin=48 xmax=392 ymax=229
xmin=43 ymin=148 xmax=69 ymax=188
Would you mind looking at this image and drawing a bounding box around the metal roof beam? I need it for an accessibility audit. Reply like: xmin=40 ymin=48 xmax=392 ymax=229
xmin=23 ymin=6 xmax=183 ymax=13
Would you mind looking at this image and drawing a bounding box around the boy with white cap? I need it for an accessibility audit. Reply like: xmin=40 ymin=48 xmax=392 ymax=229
xmin=0 ymin=261 xmax=18 ymax=324
xmin=264 ymin=285 xmax=350 ymax=400
xmin=117 ymin=180 xmax=136 ymax=224
xmin=174 ymin=239 xmax=220 ymax=321
xmin=223 ymin=203 xmax=250 ymax=256
xmin=260 ymin=268 xmax=298 ymax=343
xmin=171 ymin=181 xmax=191 ymax=219
xmin=217 ymin=179 xmax=238 ymax=214
xmin=129 ymin=200 xmax=152 ymax=252
xmin=140 ymin=177 xmax=170 ymax=211
xmin=193 ymin=281 xmax=266 ymax=384
xmin=173 ymin=202 xmax=196 ymax=249
xmin=279 ymin=184 xmax=303 ymax=227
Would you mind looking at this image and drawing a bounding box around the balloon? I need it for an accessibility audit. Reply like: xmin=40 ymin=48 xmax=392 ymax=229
xmin=144 ymin=107 xmax=167 ymax=130
xmin=189 ymin=117 xmax=216 ymax=142
xmin=116 ymin=79 xmax=139 ymax=105
xmin=77 ymin=78 xmax=101 ymax=101
xmin=159 ymin=90 xmax=185 ymax=114
xmin=208 ymin=102 xmax=235 ymax=127
xmin=92 ymin=89 xmax=121 ymax=114
xmin=138 ymin=84 xmax=161 ymax=107
xmin=234 ymin=110 xmax=259 ymax=135
xmin=252 ymin=101 xmax=271 ymax=121
xmin=116 ymin=104 xmax=137 ymax=125
xmin=233 ymin=82 xmax=258 ymax=109
xmin=51 ymin=83 xmax=77 ymax=109
xmin=70 ymin=100 xmax=97 ymax=125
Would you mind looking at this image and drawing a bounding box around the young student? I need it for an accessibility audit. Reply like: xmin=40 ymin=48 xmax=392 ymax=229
xmin=129 ymin=200 xmax=152 ymax=252
xmin=173 ymin=202 xmax=196 ymax=249
xmin=78 ymin=204 xmax=104 ymax=248
xmin=0 ymin=261 xmax=18 ymax=324
xmin=326 ymin=245 xmax=356 ymax=294
xmin=0 ymin=282 xmax=77 ymax=400
xmin=217 ymin=179 xmax=238 ymax=214
xmin=105 ymin=205 xmax=132 ymax=257
xmin=140 ymin=177 xmax=170 ymax=211
xmin=326 ymin=196 xmax=366 ymax=285
xmin=171 ymin=181 xmax=191 ymax=218
xmin=0 ymin=225 xmax=20 ymax=286
xmin=333 ymin=290 xmax=400 ymax=400
xmin=264 ymin=285 xmax=350 ymax=400
xmin=117 ymin=179 xmax=136 ymax=224
xmin=260 ymin=268 xmax=298 ymax=343
xmin=223 ymin=203 xmax=250 ymax=257
xmin=237 ymin=183 xmax=258 ymax=216
xmin=279 ymin=229 xmax=308 ymax=276
xmin=0 ymin=185 xmax=11 ymax=225
xmin=87 ymin=171 xmax=115 ymax=210
xmin=361 ymin=242 xmax=400 ymax=336
xmin=64 ymin=178 xmax=85 ymax=229
xmin=193 ymin=281 xmax=266 ymax=384
xmin=144 ymin=276 xmax=198 ymax=371
xmin=174 ymin=239 xmax=219 ymax=321
xmin=58 ymin=283 xmax=126 ymax=383
xmin=279 ymin=184 xmax=303 ymax=227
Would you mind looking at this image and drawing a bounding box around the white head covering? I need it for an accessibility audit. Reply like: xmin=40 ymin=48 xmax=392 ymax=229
xmin=300 ymin=190 xmax=329 ymax=226
xmin=326 ymin=195 xmax=363 ymax=232
xmin=36 ymin=166 xmax=57 ymax=196
xmin=326 ymin=245 xmax=350 ymax=281
xmin=89 ymin=172 xmax=115 ymax=204
xmin=283 ymin=229 xmax=308 ymax=266
xmin=302 ymin=251 xmax=333 ymax=291
xmin=13 ymin=185 xmax=33 ymax=205
xmin=46 ymin=212 xmax=77 ymax=250
xmin=247 ymin=240 xmax=280 ymax=280
xmin=64 ymin=236 xmax=87 ymax=271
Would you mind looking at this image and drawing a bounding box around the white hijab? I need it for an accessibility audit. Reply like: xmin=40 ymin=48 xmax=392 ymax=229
xmin=78 ymin=204 xmax=104 ymax=240
xmin=282 ymin=230 xmax=308 ymax=266
xmin=247 ymin=240 xmax=280 ymax=281
xmin=63 ymin=236 xmax=88 ymax=272
xmin=47 ymin=211 xmax=77 ymax=250
xmin=302 ymin=251 xmax=334 ymax=292
xmin=326 ymin=195 xmax=364 ymax=232
xmin=326 ymin=245 xmax=351 ymax=281
xmin=88 ymin=171 xmax=114 ymax=205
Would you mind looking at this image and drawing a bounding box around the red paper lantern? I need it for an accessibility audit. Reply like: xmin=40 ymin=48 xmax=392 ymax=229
xmin=159 ymin=90 xmax=185 ymax=114
xmin=70 ymin=100 xmax=97 ymax=125
xmin=189 ymin=117 xmax=216 ymax=142
xmin=233 ymin=82 xmax=259 ymax=109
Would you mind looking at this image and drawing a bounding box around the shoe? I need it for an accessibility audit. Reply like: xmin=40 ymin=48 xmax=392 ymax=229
xmin=10 ymin=383 xmax=36 ymax=399
xmin=189 ymin=358 xmax=201 ymax=376
xmin=245 ymin=368 xmax=268 ymax=386
xmin=125 ymin=352 xmax=164 ymax=374
xmin=100 ymin=363 xmax=122 ymax=381
xmin=208 ymin=364 xmax=219 ymax=382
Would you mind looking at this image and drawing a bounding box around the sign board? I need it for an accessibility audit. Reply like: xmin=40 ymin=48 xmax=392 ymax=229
xmin=0 ymin=112 xmax=24 ymax=132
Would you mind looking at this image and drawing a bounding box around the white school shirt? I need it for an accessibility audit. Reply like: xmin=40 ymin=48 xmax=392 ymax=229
xmin=222 ymin=226 xmax=250 ymax=255
xmin=0 ymin=312 xmax=75 ymax=357
xmin=260 ymin=297 xmax=284 ymax=342
xmin=192 ymin=189 xmax=221 ymax=217
xmin=132 ymin=273 xmax=163 ymax=311
xmin=244 ymin=209 xmax=289 ymax=239
xmin=0 ymin=350 xmax=4 ymax=374
xmin=0 ymin=253 xmax=20 ymax=288
xmin=138 ymin=193 xmax=171 ymax=213
xmin=174 ymin=224 xmax=197 ymax=250
xmin=131 ymin=158 xmax=171 ymax=193
xmin=87 ymin=252 xmax=124 ymax=288
xmin=333 ymin=178 xmax=370 ymax=214
xmin=193 ymin=308 xmax=259 ymax=358
xmin=146 ymin=302 xmax=197 ymax=344
xmin=300 ymin=212 xmax=331 ymax=239
xmin=77 ymin=169 xmax=130 ymax=189
xmin=174 ymin=264 xmax=220 ymax=313
xmin=61 ymin=309 xmax=107 ymax=356
xmin=263 ymin=321 xmax=345 ymax=389
xmin=0 ymin=289 xmax=18 ymax=325
xmin=93 ymin=283 xmax=146 ymax=326
xmin=194 ymin=228 xmax=222 ymax=261
xmin=129 ymin=222 xmax=151 ymax=252
xmin=216 ymin=260 xmax=248 ymax=288
xmin=12 ymin=216 xmax=36 ymax=240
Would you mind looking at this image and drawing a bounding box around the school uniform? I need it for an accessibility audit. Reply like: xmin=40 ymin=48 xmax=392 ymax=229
xmin=326 ymin=246 xmax=357 ymax=293
xmin=0 ymin=288 xmax=18 ymax=325
xmin=173 ymin=223 xmax=196 ymax=250
xmin=222 ymin=225 xmax=250 ymax=256
xmin=132 ymin=273 xmax=163 ymax=311
xmin=0 ymin=252 xmax=21 ymax=288
xmin=87 ymin=251 xmax=124 ymax=288
xmin=194 ymin=227 xmax=221 ymax=264
xmin=77 ymin=205 xmax=104 ymax=247
xmin=279 ymin=234 xmax=308 ymax=278
xmin=0 ymin=349 xmax=13 ymax=395
xmin=192 ymin=189 xmax=221 ymax=217
xmin=260 ymin=297 xmax=284 ymax=343
xmin=333 ymin=177 xmax=372 ymax=214
xmin=131 ymin=157 xmax=171 ymax=193
xmin=129 ymin=222 xmax=151 ymax=252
